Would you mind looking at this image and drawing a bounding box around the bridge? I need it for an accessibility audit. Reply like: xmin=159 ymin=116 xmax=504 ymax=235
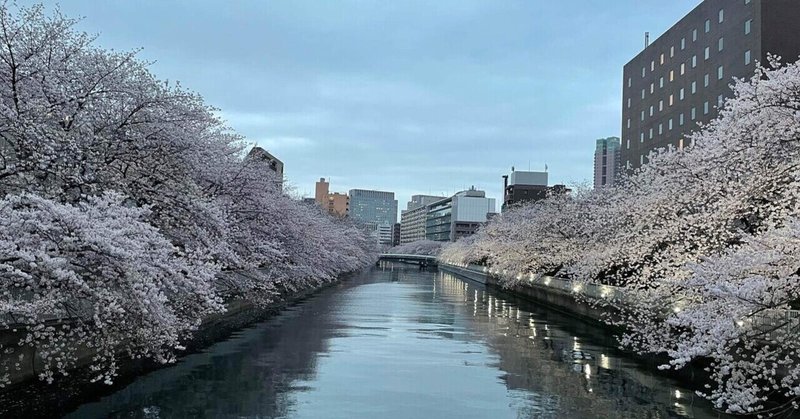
xmin=378 ymin=254 xmax=438 ymax=267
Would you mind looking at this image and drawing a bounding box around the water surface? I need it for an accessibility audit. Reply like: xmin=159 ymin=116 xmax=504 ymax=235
xmin=65 ymin=264 xmax=721 ymax=418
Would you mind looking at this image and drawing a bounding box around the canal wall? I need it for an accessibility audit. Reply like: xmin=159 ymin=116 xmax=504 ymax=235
xmin=0 ymin=272 xmax=351 ymax=395
xmin=438 ymin=263 xmax=617 ymax=327
xmin=437 ymin=262 xmax=717 ymax=388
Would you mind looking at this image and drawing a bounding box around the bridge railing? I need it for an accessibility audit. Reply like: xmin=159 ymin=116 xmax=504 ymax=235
xmin=379 ymin=254 xmax=438 ymax=261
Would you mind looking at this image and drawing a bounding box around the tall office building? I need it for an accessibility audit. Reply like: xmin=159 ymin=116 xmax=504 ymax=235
xmin=593 ymin=137 xmax=621 ymax=188
xmin=621 ymin=0 xmax=800 ymax=170
xmin=348 ymin=189 xmax=398 ymax=246
xmin=426 ymin=188 xmax=497 ymax=242
xmin=400 ymin=195 xmax=445 ymax=244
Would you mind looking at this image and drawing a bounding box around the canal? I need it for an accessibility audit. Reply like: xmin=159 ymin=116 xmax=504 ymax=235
xmin=54 ymin=263 xmax=721 ymax=418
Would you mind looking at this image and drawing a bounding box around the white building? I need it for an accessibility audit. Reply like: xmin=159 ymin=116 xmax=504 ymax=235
xmin=400 ymin=195 xmax=444 ymax=244
xmin=426 ymin=188 xmax=497 ymax=242
xmin=376 ymin=224 xmax=394 ymax=246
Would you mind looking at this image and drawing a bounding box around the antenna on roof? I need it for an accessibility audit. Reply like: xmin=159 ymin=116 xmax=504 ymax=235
xmin=645 ymin=31 xmax=650 ymax=48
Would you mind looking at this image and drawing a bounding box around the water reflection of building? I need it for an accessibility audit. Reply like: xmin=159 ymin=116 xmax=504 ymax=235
xmin=433 ymin=271 xmax=714 ymax=418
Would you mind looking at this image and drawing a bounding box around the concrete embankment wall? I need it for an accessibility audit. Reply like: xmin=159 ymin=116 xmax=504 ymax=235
xmin=438 ymin=263 xmax=614 ymax=326
xmin=437 ymin=262 xmax=714 ymax=387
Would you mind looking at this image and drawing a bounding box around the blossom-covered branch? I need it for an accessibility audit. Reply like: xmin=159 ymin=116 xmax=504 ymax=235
xmin=0 ymin=4 xmax=376 ymax=387
xmin=441 ymin=57 xmax=800 ymax=416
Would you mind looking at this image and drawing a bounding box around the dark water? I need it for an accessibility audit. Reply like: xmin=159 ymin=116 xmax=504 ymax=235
xmin=63 ymin=264 xmax=722 ymax=418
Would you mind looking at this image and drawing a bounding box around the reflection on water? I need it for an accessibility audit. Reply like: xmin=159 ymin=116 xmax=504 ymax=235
xmin=61 ymin=264 xmax=723 ymax=418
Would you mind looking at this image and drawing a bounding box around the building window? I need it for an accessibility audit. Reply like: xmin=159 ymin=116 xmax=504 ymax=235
xmin=670 ymin=46 xmax=674 ymax=57
xmin=640 ymin=155 xmax=644 ymax=166
xmin=641 ymin=89 xmax=645 ymax=99
xmin=692 ymin=28 xmax=697 ymax=41
xmin=628 ymin=77 xmax=632 ymax=87
xmin=669 ymin=94 xmax=674 ymax=106
xmin=704 ymin=46 xmax=710 ymax=60
xmin=660 ymin=53 xmax=665 ymax=65
xmin=649 ymin=105 xmax=654 ymax=116
xmin=659 ymin=100 xmax=663 ymax=111
xmin=651 ymin=60 xmax=655 ymax=71
xmin=669 ymin=70 xmax=674 ymax=81
xmin=718 ymin=37 xmax=724 ymax=51
xmin=681 ymin=37 xmax=686 ymax=50
xmin=679 ymin=113 xmax=684 ymax=126
xmin=641 ymin=110 xmax=645 ymax=121
xmin=650 ymin=83 xmax=654 ymax=94
xmin=658 ymin=123 xmax=663 ymax=135
xmin=717 ymin=94 xmax=724 ymax=107
xmin=745 ymin=19 xmax=752 ymax=35
xmin=649 ymin=128 xmax=653 ymax=139
xmin=705 ymin=19 xmax=710 ymax=33
xmin=627 ymin=118 xmax=631 ymax=128
xmin=679 ymin=88 xmax=685 ymax=100
xmin=642 ymin=67 xmax=646 ymax=77
xmin=669 ymin=118 xmax=673 ymax=130
xmin=627 ymin=98 xmax=631 ymax=108
xmin=659 ymin=77 xmax=664 ymax=88
xmin=718 ymin=65 xmax=724 ymax=80
xmin=692 ymin=55 xmax=697 ymax=68
xmin=745 ymin=0 xmax=751 ymax=4
xmin=640 ymin=132 xmax=644 ymax=142
xmin=680 ymin=63 xmax=685 ymax=75
xmin=704 ymin=101 xmax=709 ymax=115
xmin=691 ymin=81 xmax=697 ymax=94
xmin=691 ymin=107 xmax=696 ymax=120
xmin=745 ymin=50 xmax=751 ymax=65
xmin=704 ymin=73 xmax=710 ymax=87
xmin=718 ymin=9 xmax=724 ymax=23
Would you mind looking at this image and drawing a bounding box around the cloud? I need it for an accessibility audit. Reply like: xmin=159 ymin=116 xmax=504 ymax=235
xmin=257 ymin=136 xmax=316 ymax=151
xmin=219 ymin=110 xmax=332 ymax=131
xmin=41 ymin=0 xmax=705 ymax=219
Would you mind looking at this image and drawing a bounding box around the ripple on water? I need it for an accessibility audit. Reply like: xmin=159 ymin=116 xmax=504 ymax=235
xmin=51 ymin=265 xmax=727 ymax=419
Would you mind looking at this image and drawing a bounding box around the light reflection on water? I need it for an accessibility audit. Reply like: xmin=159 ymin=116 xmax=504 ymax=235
xmin=62 ymin=264 xmax=723 ymax=418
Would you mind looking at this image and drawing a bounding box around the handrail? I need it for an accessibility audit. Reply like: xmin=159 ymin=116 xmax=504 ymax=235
xmin=378 ymin=254 xmax=438 ymax=261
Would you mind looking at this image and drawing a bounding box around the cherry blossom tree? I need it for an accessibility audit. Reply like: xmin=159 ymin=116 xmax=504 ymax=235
xmin=0 ymin=3 xmax=376 ymax=387
xmin=441 ymin=58 xmax=800 ymax=415
xmin=388 ymin=240 xmax=444 ymax=256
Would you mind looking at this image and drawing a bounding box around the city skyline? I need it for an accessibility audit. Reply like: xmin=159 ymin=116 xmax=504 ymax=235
xmin=31 ymin=0 xmax=702 ymax=207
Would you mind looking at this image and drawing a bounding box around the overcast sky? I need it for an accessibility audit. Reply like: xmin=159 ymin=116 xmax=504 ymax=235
xmin=34 ymin=0 xmax=699 ymax=215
